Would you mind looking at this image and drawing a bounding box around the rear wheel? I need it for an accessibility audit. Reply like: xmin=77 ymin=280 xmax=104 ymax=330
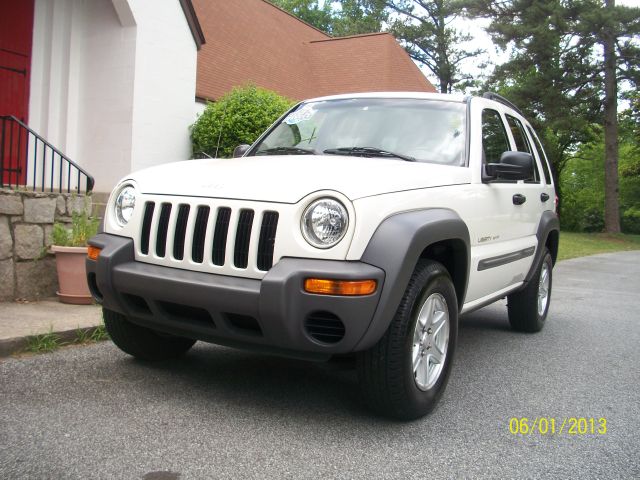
xmin=357 ymin=260 xmax=458 ymax=420
xmin=103 ymin=308 xmax=196 ymax=361
xmin=507 ymin=248 xmax=553 ymax=332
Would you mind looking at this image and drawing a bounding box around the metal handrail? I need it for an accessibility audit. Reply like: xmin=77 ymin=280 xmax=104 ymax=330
xmin=0 ymin=115 xmax=94 ymax=193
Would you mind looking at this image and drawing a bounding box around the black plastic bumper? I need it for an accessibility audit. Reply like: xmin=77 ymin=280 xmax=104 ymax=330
xmin=86 ymin=233 xmax=385 ymax=359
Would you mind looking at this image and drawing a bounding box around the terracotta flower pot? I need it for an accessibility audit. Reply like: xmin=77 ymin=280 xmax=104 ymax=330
xmin=51 ymin=245 xmax=93 ymax=305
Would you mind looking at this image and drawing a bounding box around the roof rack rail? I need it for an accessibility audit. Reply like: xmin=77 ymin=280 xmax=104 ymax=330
xmin=482 ymin=92 xmax=523 ymax=116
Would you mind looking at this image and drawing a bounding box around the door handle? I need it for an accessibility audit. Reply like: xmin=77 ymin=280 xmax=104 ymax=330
xmin=513 ymin=194 xmax=526 ymax=205
xmin=541 ymin=193 xmax=550 ymax=202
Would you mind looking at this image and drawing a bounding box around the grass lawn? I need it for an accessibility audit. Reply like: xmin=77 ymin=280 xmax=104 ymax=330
xmin=558 ymin=231 xmax=640 ymax=261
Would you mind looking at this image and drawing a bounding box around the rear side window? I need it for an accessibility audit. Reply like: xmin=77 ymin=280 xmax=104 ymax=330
xmin=482 ymin=109 xmax=510 ymax=164
xmin=527 ymin=126 xmax=553 ymax=185
xmin=506 ymin=114 xmax=540 ymax=183
xmin=505 ymin=115 xmax=531 ymax=153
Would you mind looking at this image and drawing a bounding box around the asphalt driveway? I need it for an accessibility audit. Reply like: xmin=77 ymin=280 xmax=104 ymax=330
xmin=1 ymin=251 xmax=639 ymax=479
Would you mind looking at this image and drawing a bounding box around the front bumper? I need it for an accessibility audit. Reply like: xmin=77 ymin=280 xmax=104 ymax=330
xmin=86 ymin=233 xmax=385 ymax=359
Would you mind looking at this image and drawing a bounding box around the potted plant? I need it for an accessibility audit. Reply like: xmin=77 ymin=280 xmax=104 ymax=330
xmin=51 ymin=209 xmax=99 ymax=304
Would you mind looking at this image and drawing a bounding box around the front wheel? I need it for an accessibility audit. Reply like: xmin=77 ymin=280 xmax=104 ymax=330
xmin=357 ymin=260 xmax=458 ymax=420
xmin=507 ymin=248 xmax=553 ymax=332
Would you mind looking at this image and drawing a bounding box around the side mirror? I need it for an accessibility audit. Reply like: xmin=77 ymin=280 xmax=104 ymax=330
xmin=233 ymin=144 xmax=251 ymax=158
xmin=485 ymin=151 xmax=534 ymax=181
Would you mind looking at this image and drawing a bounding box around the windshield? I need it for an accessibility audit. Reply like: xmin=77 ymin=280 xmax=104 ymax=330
xmin=252 ymin=98 xmax=467 ymax=166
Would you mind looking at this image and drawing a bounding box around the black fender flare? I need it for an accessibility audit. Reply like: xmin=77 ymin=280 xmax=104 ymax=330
xmin=523 ymin=211 xmax=560 ymax=284
xmin=355 ymin=209 xmax=470 ymax=351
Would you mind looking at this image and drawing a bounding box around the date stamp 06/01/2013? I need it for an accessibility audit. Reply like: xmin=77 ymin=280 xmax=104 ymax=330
xmin=508 ymin=417 xmax=607 ymax=436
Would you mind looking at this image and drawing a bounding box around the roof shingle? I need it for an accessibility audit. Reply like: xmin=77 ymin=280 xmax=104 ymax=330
xmin=193 ymin=0 xmax=435 ymax=101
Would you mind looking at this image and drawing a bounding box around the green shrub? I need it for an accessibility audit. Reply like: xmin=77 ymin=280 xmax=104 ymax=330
xmin=52 ymin=205 xmax=100 ymax=247
xmin=191 ymin=84 xmax=294 ymax=159
xmin=581 ymin=208 xmax=605 ymax=233
xmin=622 ymin=207 xmax=640 ymax=234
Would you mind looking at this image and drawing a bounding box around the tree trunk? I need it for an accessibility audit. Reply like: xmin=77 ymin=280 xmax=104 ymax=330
xmin=602 ymin=0 xmax=620 ymax=233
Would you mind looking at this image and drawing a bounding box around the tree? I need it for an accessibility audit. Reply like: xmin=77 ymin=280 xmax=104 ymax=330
xmin=469 ymin=0 xmax=601 ymax=214
xmin=191 ymin=85 xmax=294 ymax=159
xmin=602 ymin=0 xmax=620 ymax=231
xmin=594 ymin=0 xmax=640 ymax=232
xmin=332 ymin=0 xmax=388 ymax=36
xmin=618 ymin=112 xmax=640 ymax=233
xmin=270 ymin=0 xmax=387 ymax=36
xmin=270 ymin=0 xmax=334 ymax=32
xmin=385 ymin=1 xmax=484 ymax=92
xmin=468 ymin=0 xmax=639 ymax=226
xmin=561 ymin=119 xmax=640 ymax=233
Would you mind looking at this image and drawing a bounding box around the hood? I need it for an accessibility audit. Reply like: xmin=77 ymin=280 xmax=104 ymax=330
xmin=128 ymin=155 xmax=471 ymax=203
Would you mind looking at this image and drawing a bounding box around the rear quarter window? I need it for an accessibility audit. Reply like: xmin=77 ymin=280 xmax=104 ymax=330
xmin=526 ymin=126 xmax=553 ymax=185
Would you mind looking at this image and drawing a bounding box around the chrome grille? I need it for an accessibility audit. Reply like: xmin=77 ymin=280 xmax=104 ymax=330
xmin=139 ymin=200 xmax=279 ymax=272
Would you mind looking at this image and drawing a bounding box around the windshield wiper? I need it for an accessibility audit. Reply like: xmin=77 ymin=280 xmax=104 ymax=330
xmin=256 ymin=146 xmax=316 ymax=155
xmin=323 ymin=147 xmax=416 ymax=162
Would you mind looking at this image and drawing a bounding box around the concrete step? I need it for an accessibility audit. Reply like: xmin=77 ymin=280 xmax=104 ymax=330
xmin=0 ymin=299 xmax=104 ymax=357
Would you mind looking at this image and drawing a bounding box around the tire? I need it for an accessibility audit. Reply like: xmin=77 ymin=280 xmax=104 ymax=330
xmin=357 ymin=260 xmax=458 ymax=420
xmin=507 ymin=248 xmax=553 ymax=333
xmin=103 ymin=308 xmax=196 ymax=361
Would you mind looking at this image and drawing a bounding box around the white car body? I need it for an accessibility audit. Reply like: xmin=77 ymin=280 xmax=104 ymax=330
xmin=91 ymin=91 xmax=560 ymax=419
xmin=104 ymin=92 xmax=555 ymax=313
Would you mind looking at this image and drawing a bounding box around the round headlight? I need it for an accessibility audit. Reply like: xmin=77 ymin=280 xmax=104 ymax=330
xmin=114 ymin=185 xmax=136 ymax=226
xmin=301 ymin=198 xmax=349 ymax=248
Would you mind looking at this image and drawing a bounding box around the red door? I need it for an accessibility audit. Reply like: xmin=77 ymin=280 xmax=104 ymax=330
xmin=0 ymin=0 xmax=34 ymax=185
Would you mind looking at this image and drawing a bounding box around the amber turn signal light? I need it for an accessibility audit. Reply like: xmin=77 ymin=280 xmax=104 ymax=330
xmin=304 ymin=278 xmax=377 ymax=296
xmin=87 ymin=246 xmax=101 ymax=261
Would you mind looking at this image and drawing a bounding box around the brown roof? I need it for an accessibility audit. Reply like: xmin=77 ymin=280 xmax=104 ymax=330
xmin=192 ymin=0 xmax=435 ymax=101
xmin=179 ymin=0 xmax=206 ymax=50
xmin=306 ymin=33 xmax=435 ymax=97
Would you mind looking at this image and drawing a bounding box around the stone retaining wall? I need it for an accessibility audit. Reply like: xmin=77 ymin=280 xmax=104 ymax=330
xmin=0 ymin=189 xmax=92 ymax=301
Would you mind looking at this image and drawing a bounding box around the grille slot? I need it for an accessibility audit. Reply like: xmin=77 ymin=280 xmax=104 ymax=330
xmin=305 ymin=311 xmax=345 ymax=344
xmin=233 ymin=209 xmax=254 ymax=269
xmin=257 ymin=211 xmax=279 ymax=271
xmin=140 ymin=202 xmax=155 ymax=255
xmin=172 ymin=204 xmax=191 ymax=260
xmin=155 ymin=203 xmax=172 ymax=257
xmin=191 ymin=206 xmax=210 ymax=263
xmin=212 ymin=207 xmax=231 ymax=266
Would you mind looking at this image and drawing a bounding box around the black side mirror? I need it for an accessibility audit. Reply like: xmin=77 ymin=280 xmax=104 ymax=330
xmin=233 ymin=144 xmax=251 ymax=158
xmin=485 ymin=151 xmax=534 ymax=181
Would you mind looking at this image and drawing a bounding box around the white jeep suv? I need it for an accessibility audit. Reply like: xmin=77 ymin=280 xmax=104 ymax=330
xmin=87 ymin=92 xmax=559 ymax=419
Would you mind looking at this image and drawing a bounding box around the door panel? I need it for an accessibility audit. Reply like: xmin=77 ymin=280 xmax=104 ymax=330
xmin=0 ymin=0 xmax=34 ymax=185
xmin=465 ymin=182 xmax=539 ymax=302
xmin=465 ymin=104 xmax=542 ymax=302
